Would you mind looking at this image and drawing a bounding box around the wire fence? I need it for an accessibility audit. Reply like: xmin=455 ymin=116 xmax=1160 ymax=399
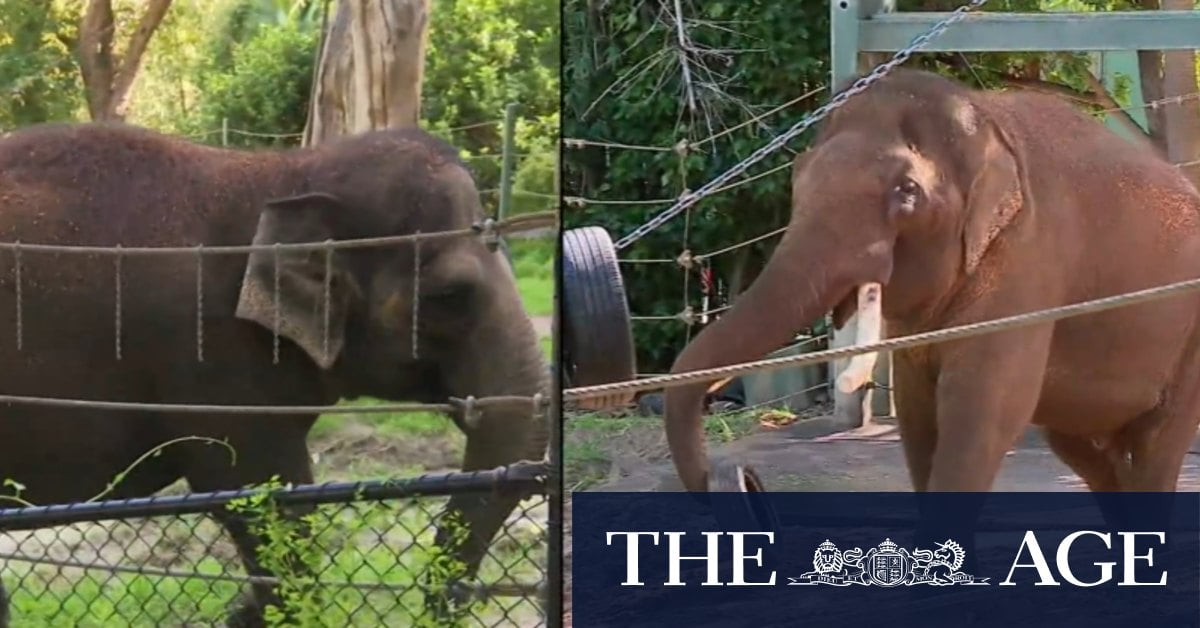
xmin=0 ymin=465 xmax=550 ymax=627
xmin=0 ymin=182 xmax=558 ymax=625
xmin=176 ymin=113 xmax=560 ymax=221
xmin=562 ymin=0 xmax=1200 ymax=391
xmin=562 ymin=0 xmax=1200 ymax=407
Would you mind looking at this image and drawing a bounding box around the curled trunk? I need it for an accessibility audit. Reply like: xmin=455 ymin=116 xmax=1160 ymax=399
xmin=663 ymin=225 xmax=853 ymax=491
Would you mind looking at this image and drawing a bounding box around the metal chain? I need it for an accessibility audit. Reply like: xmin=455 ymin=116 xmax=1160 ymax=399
xmin=564 ymin=271 xmax=1200 ymax=401
xmin=611 ymin=0 xmax=990 ymax=251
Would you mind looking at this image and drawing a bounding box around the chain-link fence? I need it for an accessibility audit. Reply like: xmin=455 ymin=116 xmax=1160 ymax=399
xmin=0 ymin=463 xmax=550 ymax=627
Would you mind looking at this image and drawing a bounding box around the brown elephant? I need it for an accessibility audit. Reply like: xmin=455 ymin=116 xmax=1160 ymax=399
xmin=0 ymin=123 xmax=548 ymax=625
xmin=664 ymin=69 xmax=1200 ymax=494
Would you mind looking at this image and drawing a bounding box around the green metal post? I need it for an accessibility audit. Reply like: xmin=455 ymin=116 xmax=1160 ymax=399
xmin=498 ymin=103 xmax=519 ymax=220
xmin=830 ymin=0 xmax=861 ymax=90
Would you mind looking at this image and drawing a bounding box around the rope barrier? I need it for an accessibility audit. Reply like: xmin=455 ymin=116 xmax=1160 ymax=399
xmin=0 ymin=393 xmax=543 ymax=415
xmin=565 ymin=272 xmax=1200 ymax=401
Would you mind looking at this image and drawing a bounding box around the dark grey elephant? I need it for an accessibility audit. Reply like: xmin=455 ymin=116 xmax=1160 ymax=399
xmin=0 ymin=123 xmax=549 ymax=626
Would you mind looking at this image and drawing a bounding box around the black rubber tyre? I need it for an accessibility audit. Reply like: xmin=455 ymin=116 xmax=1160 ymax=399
xmin=562 ymin=226 xmax=637 ymax=410
xmin=709 ymin=460 xmax=780 ymax=532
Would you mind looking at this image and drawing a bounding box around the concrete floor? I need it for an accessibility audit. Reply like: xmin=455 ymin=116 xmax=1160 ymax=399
xmin=595 ymin=416 xmax=1200 ymax=492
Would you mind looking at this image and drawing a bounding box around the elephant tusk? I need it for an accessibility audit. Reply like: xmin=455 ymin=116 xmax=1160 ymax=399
xmin=835 ymin=282 xmax=882 ymax=394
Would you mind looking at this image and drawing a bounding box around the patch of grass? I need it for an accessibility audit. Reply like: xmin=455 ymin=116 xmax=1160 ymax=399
xmin=4 ymin=497 xmax=546 ymax=627
xmin=562 ymin=410 xmax=766 ymax=490
xmin=509 ymin=237 xmax=554 ymax=317
xmin=311 ymin=399 xmax=452 ymax=442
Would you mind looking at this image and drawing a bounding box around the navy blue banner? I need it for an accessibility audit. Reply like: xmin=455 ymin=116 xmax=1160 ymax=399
xmin=571 ymin=492 xmax=1200 ymax=628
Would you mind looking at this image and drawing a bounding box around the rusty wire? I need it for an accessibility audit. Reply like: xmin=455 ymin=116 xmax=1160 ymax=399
xmin=0 ymin=212 xmax=555 ymax=255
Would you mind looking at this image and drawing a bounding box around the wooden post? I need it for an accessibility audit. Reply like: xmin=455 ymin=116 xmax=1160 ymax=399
xmin=498 ymin=103 xmax=518 ymax=220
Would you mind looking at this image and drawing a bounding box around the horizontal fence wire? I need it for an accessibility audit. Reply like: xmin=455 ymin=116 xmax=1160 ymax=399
xmin=183 ymin=118 xmax=506 ymax=141
xmin=0 ymin=161 xmax=555 ymax=624
xmin=0 ymin=211 xmax=555 ymax=255
xmin=565 ymin=271 xmax=1200 ymax=402
xmin=0 ymin=465 xmax=549 ymax=627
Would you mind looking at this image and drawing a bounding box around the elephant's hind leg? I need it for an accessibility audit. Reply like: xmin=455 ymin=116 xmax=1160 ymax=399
xmin=1122 ymin=410 xmax=1200 ymax=492
xmin=181 ymin=424 xmax=318 ymax=628
xmin=1043 ymin=430 xmax=1122 ymax=492
xmin=1123 ymin=325 xmax=1200 ymax=492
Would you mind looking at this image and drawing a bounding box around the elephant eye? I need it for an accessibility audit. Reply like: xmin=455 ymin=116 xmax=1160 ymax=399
xmin=423 ymin=280 xmax=475 ymax=302
xmin=889 ymin=177 xmax=922 ymax=216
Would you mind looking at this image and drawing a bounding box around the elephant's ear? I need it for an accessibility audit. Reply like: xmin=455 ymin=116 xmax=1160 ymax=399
xmin=236 ymin=192 xmax=359 ymax=369
xmin=961 ymin=104 xmax=1026 ymax=276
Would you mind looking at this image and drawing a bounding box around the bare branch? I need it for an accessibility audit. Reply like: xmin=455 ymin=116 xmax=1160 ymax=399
xmin=1075 ymin=65 xmax=1157 ymax=151
xmin=78 ymin=0 xmax=173 ymax=121
xmin=78 ymin=0 xmax=116 ymax=120
xmin=108 ymin=0 xmax=174 ymax=120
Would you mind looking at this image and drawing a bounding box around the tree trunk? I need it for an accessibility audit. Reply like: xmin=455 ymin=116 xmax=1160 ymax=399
xmin=304 ymin=0 xmax=431 ymax=147
xmin=78 ymin=0 xmax=173 ymax=122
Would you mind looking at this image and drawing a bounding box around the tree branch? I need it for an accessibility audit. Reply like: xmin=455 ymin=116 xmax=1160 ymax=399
xmin=1075 ymin=64 xmax=1158 ymax=152
xmin=78 ymin=0 xmax=116 ymax=120
xmin=998 ymin=76 xmax=1099 ymax=107
xmin=108 ymin=0 xmax=174 ymax=120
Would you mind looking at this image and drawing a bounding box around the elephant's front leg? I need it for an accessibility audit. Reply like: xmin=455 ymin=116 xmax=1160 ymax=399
xmin=424 ymin=401 xmax=545 ymax=617
xmin=0 ymin=580 xmax=9 ymax=628
xmin=927 ymin=325 xmax=1053 ymax=491
xmin=892 ymin=351 xmax=938 ymax=492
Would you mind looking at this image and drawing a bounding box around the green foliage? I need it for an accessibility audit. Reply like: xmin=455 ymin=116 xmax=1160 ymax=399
xmin=0 ymin=0 xmax=82 ymax=128
xmin=192 ymin=18 xmax=319 ymax=147
xmin=512 ymin=150 xmax=557 ymax=215
xmin=1 ymin=0 xmax=560 ymax=217
xmin=424 ymin=0 xmax=561 ymax=214
xmin=226 ymin=479 xmax=486 ymax=627
xmin=563 ymin=0 xmax=830 ymax=371
xmin=563 ymin=0 xmax=1169 ymax=372
xmin=227 ymin=477 xmax=326 ymax=625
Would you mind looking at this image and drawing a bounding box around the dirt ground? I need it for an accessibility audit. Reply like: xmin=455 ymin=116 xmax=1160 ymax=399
xmin=588 ymin=415 xmax=1200 ymax=492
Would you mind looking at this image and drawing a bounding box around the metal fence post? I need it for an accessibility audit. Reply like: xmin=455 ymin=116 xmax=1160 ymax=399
xmin=221 ymin=118 xmax=229 ymax=147
xmin=498 ymin=103 xmax=519 ymax=220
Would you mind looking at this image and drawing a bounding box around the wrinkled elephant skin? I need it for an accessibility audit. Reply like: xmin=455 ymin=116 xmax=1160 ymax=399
xmin=664 ymin=69 xmax=1200 ymax=495
xmin=0 ymin=123 xmax=548 ymax=626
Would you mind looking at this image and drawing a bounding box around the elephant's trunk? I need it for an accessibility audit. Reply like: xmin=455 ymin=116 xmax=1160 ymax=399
xmin=435 ymin=283 xmax=549 ymax=584
xmin=663 ymin=222 xmax=854 ymax=491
